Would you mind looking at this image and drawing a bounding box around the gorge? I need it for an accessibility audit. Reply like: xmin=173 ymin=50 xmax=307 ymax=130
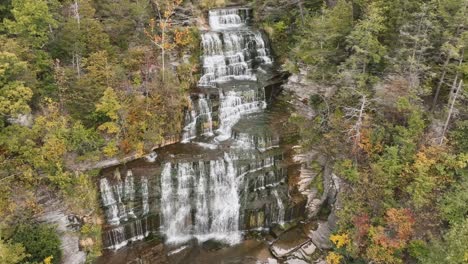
xmin=97 ymin=6 xmax=307 ymax=261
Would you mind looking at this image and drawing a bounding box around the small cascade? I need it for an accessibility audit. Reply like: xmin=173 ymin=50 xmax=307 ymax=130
xmin=272 ymin=189 xmax=285 ymax=225
xmin=100 ymin=178 xmax=120 ymax=225
xmin=198 ymin=95 xmax=213 ymax=136
xmin=208 ymin=8 xmax=250 ymax=30
xmin=124 ymin=170 xmax=136 ymax=219
xmin=181 ymin=106 xmax=197 ymax=143
xmin=100 ymin=171 xmax=154 ymax=249
xmin=232 ymin=132 xmax=280 ymax=151
xmin=199 ymin=8 xmax=272 ymax=87
xmin=217 ymin=90 xmax=266 ymax=140
xmin=104 ymin=218 xmax=152 ymax=250
xmin=181 ymin=95 xmax=214 ymax=143
xmin=141 ymin=177 xmax=149 ymax=215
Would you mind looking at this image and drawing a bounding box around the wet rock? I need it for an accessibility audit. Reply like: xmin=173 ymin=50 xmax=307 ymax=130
xmin=308 ymin=221 xmax=332 ymax=250
xmin=267 ymin=258 xmax=278 ymax=264
xmin=300 ymin=240 xmax=317 ymax=256
xmin=284 ymin=258 xmax=309 ymax=264
xmin=270 ymin=227 xmax=309 ymax=258
xmin=270 ymin=225 xmax=284 ymax=238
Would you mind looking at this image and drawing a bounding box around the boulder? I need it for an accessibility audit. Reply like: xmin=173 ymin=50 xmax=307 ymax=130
xmin=284 ymin=258 xmax=309 ymax=264
xmin=270 ymin=227 xmax=309 ymax=258
xmin=7 ymin=113 xmax=33 ymax=127
xmin=308 ymin=221 xmax=333 ymax=250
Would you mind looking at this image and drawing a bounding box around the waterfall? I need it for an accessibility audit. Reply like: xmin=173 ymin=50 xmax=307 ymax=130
xmin=100 ymin=173 xmax=153 ymax=250
xmin=160 ymin=155 xmax=241 ymax=245
xmin=181 ymin=107 xmax=197 ymax=143
xmin=181 ymin=95 xmax=214 ymax=143
xmin=99 ymin=7 xmax=301 ymax=251
xmin=100 ymin=178 xmax=120 ymax=225
xmin=208 ymin=8 xmax=250 ymax=30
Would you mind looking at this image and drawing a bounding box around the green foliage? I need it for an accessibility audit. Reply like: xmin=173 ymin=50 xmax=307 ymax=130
xmin=439 ymin=174 xmax=468 ymax=225
xmin=294 ymin=0 xmax=353 ymax=81
xmin=4 ymin=0 xmax=57 ymax=48
xmin=0 ymin=238 xmax=27 ymax=264
xmin=11 ymin=224 xmax=61 ymax=264
xmin=335 ymin=159 xmax=359 ymax=183
xmin=341 ymin=2 xmax=387 ymax=89
xmin=0 ymin=51 xmax=33 ymax=117
xmin=451 ymin=120 xmax=468 ymax=152
xmin=417 ymin=218 xmax=468 ymax=264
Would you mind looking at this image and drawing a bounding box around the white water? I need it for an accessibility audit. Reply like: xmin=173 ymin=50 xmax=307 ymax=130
xmin=217 ymin=90 xmax=266 ymax=141
xmin=141 ymin=177 xmax=149 ymax=215
xmin=101 ymin=7 xmax=295 ymax=251
xmin=181 ymin=95 xmax=214 ymax=143
xmin=198 ymin=95 xmax=214 ymax=136
xmin=199 ymin=9 xmax=272 ymax=87
xmin=209 ymin=8 xmax=249 ymax=30
xmin=160 ymin=154 xmax=242 ymax=245
xmin=100 ymin=172 xmax=152 ymax=249
xmin=272 ymin=189 xmax=285 ymax=225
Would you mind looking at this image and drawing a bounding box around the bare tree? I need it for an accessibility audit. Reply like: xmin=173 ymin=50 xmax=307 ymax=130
xmin=344 ymin=93 xmax=368 ymax=153
xmin=71 ymin=0 xmax=81 ymax=78
xmin=440 ymin=79 xmax=464 ymax=145
xmin=145 ymin=0 xmax=182 ymax=81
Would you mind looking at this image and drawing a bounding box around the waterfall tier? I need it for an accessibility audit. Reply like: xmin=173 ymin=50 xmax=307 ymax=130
xmin=199 ymin=8 xmax=272 ymax=87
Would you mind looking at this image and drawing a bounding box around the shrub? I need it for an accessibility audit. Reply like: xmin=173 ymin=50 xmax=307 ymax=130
xmin=11 ymin=224 xmax=61 ymax=264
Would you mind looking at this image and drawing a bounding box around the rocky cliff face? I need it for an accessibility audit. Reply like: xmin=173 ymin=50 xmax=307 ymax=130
xmin=36 ymin=189 xmax=87 ymax=264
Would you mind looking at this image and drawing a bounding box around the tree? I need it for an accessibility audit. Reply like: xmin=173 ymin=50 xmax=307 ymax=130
xmin=0 ymin=238 xmax=27 ymax=264
xmin=4 ymin=0 xmax=57 ymax=48
xmin=396 ymin=2 xmax=435 ymax=91
xmin=432 ymin=0 xmax=467 ymax=109
xmin=293 ymin=0 xmax=353 ymax=81
xmin=341 ymin=2 xmax=387 ymax=90
xmin=95 ymin=87 xmax=122 ymax=135
xmin=145 ymin=0 xmax=182 ymax=81
xmin=11 ymin=224 xmax=61 ymax=264
xmin=0 ymin=52 xmax=33 ymax=117
xmin=68 ymin=50 xmax=115 ymax=122
xmin=344 ymin=93 xmax=368 ymax=153
xmin=418 ymin=218 xmax=468 ymax=264
xmin=51 ymin=0 xmax=111 ymax=77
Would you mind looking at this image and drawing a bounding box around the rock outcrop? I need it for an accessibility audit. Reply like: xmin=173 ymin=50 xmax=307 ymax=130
xmin=36 ymin=190 xmax=86 ymax=264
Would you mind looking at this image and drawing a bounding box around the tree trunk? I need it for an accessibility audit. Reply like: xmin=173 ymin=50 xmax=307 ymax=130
xmin=431 ymin=55 xmax=450 ymax=111
xmin=440 ymin=79 xmax=463 ymax=145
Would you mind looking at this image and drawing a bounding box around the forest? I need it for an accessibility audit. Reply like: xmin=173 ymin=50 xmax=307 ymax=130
xmin=0 ymin=0 xmax=466 ymax=263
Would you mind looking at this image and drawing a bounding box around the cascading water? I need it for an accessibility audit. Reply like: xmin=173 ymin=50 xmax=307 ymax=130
xmin=99 ymin=7 xmax=304 ymax=252
xmin=199 ymin=8 xmax=272 ymax=87
xmin=160 ymin=154 xmax=241 ymax=245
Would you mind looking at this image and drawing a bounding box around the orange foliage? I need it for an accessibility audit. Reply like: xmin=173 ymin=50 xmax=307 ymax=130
xmin=353 ymin=213 xmax=370 ymax=245
xmin=370 ymin=208 xmax=415 ymax=250
xmin=385 ymin=208 xmax=415 ymax=242
xmin=174 ymin=28 xmax=192 ymax=47
xmin=358 ymin=128 xmax=383 ymax=156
